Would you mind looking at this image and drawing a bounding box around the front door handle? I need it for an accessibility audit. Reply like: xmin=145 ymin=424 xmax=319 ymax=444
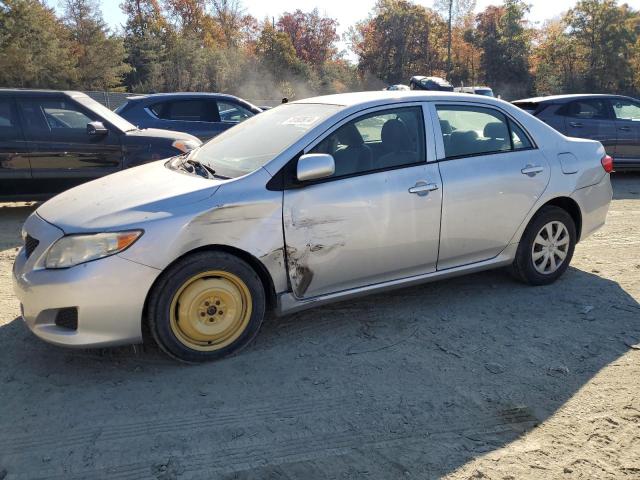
xmin=521 ymin=165 xmax=544 ymax=176
xmin=569 ymin=121 xmax=583 ymax=128
xmin=619 ymin=125 xmax=632 ymax=132
xmin=409 ymin=181 xmax=439 ymax=196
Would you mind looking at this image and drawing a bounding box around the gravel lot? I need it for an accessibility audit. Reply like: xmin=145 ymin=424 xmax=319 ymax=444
xmin=0 ymin=175 xmax=638 ymax=479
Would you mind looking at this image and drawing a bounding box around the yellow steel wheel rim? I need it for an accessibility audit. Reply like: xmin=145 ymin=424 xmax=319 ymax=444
xmin=169 ymin=270 xmax=252 ymax=351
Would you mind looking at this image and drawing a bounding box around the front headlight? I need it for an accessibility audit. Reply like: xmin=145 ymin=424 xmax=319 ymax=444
xmin=45 ymin=231 xmax=143 ymax=269
xmin=172 ymin=139 xmax=201 ymax=153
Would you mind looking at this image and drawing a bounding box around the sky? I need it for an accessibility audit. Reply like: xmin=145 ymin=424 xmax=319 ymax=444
xmin=52 ymin=0 xmax=640 ymax=58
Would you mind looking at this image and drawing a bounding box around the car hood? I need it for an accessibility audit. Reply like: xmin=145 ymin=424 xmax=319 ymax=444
xmin=36 ymin=160 xmax=223 ymax=232
xmin=127 ymin=127 xmax=200 ymax=142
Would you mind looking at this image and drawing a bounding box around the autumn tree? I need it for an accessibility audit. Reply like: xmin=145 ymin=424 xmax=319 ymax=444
xmin=63 ymin=0 xmax=129 ymax=89
xmin=163 ymin=0 xmax=205 ymax=35
xmin=277 ymin=9 xmax=339 ymax=68
xmin=434 ymin=0 xmax=475 ymax=79
xmin=352 ymin=0 xmax=446 ymax=84
xmin=0 ymin=0 xmax=76 ymax=88
xmin=531 ymin=19 xmax=582 ymax=95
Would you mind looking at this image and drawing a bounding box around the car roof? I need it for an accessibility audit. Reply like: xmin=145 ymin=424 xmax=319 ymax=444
xmin=0 ymin=88 xmax=89 ymax=98
xmin=292 ymin=90 xmax=503 ymax=108
xmin=513 ymin=93 xmax=634 ymax=104
xmin=126 ymin=92 xmax=246 ymax=101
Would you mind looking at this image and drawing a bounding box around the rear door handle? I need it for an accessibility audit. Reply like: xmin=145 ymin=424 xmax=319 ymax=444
xmin=521 ymin=165 xmax=544 ymax=176
xmin=409 ymin=181 xmax=439 ymax=196
xmin=569 ymin=122 xmax=583 ymax=128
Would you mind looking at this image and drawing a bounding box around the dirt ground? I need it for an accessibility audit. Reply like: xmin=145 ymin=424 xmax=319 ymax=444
xmin=0 ymin=175 xmax=639 ymax=480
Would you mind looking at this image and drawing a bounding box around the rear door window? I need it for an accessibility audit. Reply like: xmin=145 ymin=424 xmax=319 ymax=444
xmin=562 ymin=99 xmax=610 ymax=119
xmin=611 ymin=99 xmax=640 ymax=121
xmin=437 ymin=105 xmax=512 ymax=158
xmin=151 ymin=99 xmax=220 ymax=122
xmin=217 ymin=101 xmax=254 ymax=123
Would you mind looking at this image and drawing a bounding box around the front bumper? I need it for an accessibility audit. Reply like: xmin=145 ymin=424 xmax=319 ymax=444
xmin=12 ymin=213 xmax=160 ymax=348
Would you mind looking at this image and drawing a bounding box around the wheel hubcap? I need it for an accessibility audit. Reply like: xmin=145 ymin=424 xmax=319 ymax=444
xmin=532 ymin=221 xmax=570 ymax=275
xmin=169 ymin=271 xmax=252 ymax=351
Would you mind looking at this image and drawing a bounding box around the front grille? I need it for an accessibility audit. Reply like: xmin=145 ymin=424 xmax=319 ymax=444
xmin=55 ymin=308 xmax=78 ymax=330
xmin=24 ymin=234 xmax=39 ymax=258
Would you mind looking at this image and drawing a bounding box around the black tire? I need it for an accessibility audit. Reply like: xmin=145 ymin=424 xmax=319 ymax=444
xmin=148 ymin=251 xmax=266 ymax=363
xmin=511 ymin=206 xmax=576 ymax=286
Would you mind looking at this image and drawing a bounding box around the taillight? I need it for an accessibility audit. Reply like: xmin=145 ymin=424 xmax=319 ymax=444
xmin=601 ymin=155 xmax=614 ymax=173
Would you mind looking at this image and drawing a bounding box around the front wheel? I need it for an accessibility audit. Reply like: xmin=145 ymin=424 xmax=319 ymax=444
xmin=511 ymin=206 xmax=577 ymax=286
xmin=148 ymin=251 xmax=266 ymax=363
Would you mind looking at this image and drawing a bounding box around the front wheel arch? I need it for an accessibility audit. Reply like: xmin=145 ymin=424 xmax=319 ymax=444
xmin=140 ymin=245 xmax=277 ymax=343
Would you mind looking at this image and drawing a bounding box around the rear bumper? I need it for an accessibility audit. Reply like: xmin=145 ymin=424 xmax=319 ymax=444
xmin=571 ymin=174 xmax=613 ymax=242
xmin=12 ymin=213 xmax=160 ymax=348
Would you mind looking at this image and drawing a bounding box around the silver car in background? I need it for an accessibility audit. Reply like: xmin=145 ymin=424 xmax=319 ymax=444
xmin=13 ymin=91 xmax=613 ymax=362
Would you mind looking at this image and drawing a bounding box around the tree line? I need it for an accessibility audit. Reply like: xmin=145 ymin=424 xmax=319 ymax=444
xmin=0 ymin=0 xmax=639 ymax=101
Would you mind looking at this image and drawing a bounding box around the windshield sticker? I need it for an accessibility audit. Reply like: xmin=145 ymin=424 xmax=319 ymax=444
xmin=282 ymin=116 xmax=320 ymax=127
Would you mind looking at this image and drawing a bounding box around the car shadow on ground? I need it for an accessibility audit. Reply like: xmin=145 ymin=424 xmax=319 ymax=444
xmin=1 ymin=266 xmax=638 ymax=478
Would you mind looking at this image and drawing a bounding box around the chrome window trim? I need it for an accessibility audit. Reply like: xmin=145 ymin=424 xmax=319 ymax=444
xmin=427 ymin=101 xmax=538 ymax=161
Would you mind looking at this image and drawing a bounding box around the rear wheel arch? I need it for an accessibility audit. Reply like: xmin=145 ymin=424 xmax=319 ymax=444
xmin=540 ymin=197 xmax=582 ymax=241
xmin=141 ymin=245 xmax=277 ymax=341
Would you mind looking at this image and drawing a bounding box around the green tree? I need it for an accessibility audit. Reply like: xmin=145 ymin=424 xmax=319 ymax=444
xmin=121 ymin=0 xmax=168 ymax=91
xmin=255 ymin=21 xmax=306 ymax=78
xmin=566 ymin=0 xmax=636 ymax=92
xmin=63 ymin=0 xmax=129 ymax=90
xmin=0 ymin=0 xmax=76 ymax=88
xmin=475 ymin=0 xmax=531 ymax=99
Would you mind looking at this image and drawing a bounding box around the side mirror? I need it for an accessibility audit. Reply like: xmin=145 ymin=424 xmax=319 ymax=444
xmin=87 ymin=121 xmax=108 ymax=136
xmin=297 ymin=153 xmax=335 ymax=182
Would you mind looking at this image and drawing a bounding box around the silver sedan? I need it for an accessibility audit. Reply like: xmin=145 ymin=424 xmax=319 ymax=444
xmin=13 ymin=91 xmax=613 ymax=362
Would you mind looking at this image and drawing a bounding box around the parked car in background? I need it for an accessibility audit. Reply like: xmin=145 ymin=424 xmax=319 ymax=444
xmin=513 ymin=94 xmax=640 ymax=170
xmin=384 ymin=84 xmax=410 ymax=91
xmin=455 ymin=86 xmax=494 ymax=97
xmin=14 ymin=91 xmax=612 ymax=362
xmin=115 ymin=93 xmax=262 ymax=142
xmin=409 ymin=76 xmax=454 ymax=91
xmin=0 ymin=89 xmax=201 ymax=200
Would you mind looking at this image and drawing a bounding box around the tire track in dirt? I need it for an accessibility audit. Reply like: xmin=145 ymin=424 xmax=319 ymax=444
xmin=18 ymin=407 xmax=537 ymax=480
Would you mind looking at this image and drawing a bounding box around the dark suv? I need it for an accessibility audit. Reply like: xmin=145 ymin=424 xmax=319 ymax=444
xmin=513 ymin=94 xmax=640 ymax=170
xmin=409 ymin=76 xmax=454 ymax=92
xmin=0 ymin=89 xmax=202 ymax=200
xmin=115 ymin=93 xmax=262 ymax=141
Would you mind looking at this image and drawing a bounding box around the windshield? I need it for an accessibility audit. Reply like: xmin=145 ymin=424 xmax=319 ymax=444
xmin=476 ymin=89 xmax=494 ymax=97
xmin=75 ymin=95 xmax=137 ymax=132
xmin=192 ymin=103 xmax=342 ymax=178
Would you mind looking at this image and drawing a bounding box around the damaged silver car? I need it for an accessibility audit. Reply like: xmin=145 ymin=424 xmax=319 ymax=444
xmin=13 ymin=91 xmax=613 ymax=362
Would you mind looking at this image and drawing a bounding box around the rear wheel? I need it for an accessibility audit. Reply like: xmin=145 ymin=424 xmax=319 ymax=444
xmin=148 ymin=251 xmax=265 ymax=363
xmin=512 ymin=206 xmax=576 ymax=286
